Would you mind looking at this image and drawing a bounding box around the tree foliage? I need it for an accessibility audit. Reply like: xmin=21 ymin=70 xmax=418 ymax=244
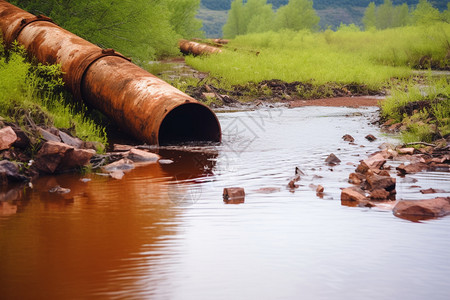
xmin=222 ymin=0 xmax=319 ymax=38
xmin=411 ymin=0 xmax=441 ymax=25
xmin=362 ymin=2 xmax=377 ymax=29
xmin=362 ymin=0 xmax=446 ymax=30
xmin=274 ymin=0 xmax=320 ymax=31
xmin=11 ymin=0 xmax=204 ymax=62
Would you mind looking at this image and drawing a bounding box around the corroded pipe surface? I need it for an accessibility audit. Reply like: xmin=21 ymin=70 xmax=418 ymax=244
xmin=0 ymin=1 xmax=221 ymax=145
xmin=179 ymin=39 xmax=222 ymax=56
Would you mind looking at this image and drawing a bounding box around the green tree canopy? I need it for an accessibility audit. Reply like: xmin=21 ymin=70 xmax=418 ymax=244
xmin=223 ymin=0 xmax=274 ymax=38
xmin=362 ymin=2 xmax=376 ymax=30
xmin=411 ymin=0 xmax=441 ymax=25
xmin=12 ymin=0 xmax=204 ymax=62
xmin=376 ymin=0 xmax=394 ymax=29
xmin=274 ymin=0 xmax=320 ymax=31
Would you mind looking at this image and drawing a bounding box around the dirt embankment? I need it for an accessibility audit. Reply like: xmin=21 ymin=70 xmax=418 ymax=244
xmin=185 ymin=79 xmax=383 ymax=108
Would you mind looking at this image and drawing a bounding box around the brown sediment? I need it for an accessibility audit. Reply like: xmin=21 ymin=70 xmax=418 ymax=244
xmin=288 ymin=97 xmax=382 ymax=108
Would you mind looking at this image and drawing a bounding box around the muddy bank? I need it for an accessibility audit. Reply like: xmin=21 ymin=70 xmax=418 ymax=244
xmin=288 ymin=96 xmax=382 ymax=108
xmin=185 ymin=79 xmax=382 ymax=108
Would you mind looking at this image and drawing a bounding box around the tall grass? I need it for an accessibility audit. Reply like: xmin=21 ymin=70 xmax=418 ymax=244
xmin=381 ymin=77 xmax=450 ymax=143
xmin=185 ymin=24 xmax=450 ymax=88
xmin=0 ymin=42 xmax=107 ymax=150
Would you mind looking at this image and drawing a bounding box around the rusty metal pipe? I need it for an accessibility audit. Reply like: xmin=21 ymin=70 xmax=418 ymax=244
xmin=0 ymin=1 xmax=221 ymax=145
xmin=179 ymin=39 xmax=222 ymax=56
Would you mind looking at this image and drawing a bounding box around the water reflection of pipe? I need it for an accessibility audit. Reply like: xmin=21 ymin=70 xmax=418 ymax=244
xmin=0 ymin=1 xmax=221 ymax=145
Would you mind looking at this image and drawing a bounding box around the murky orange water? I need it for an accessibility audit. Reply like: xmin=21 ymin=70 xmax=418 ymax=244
xmin=1 ymin=106 xmax=450 ymax=299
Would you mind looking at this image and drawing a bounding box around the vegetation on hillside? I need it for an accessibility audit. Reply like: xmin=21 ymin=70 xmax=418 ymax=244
xmin=222 ymin=0 xmax=449 ymax=38
xmin=12 ymin=0 xmax=203 ymax=62
xmin=201 ymin=0 xmax=444 ymax=11
xmin=199 ymin=0 xmax=448 ymax=37
xmin=223 ymin=0 xmax=320 ymax=38
xmin=362 ymin=0 xmax=446 ymax=29
xmin=0 ymin=41 xmax=107 ymax=149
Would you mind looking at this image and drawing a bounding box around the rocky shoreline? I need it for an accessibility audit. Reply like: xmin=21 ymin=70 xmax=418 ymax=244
xmin=0 ymin=120 xmax=171 ymax=185
xmin=339 ymin=130 xmax=449 ymax=221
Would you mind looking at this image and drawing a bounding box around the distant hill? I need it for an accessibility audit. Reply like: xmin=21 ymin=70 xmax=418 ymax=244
xmin=198 ymin=0 xmax=447 ymax=37
xmin=201 ymin=1 xmax=446 ymax=11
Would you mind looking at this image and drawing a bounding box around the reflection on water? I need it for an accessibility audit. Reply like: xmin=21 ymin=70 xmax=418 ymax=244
xmin=1 ymin=106 xmax=450 ymax=299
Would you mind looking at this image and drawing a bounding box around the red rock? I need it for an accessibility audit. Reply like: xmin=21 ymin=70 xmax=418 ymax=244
xmin=348 ymin=172 xmax=365 ymax=185
xmin=127 ymin=148 xmax=160 ymax=162
xmin=113 ymin=144 xmax=134 ymax=152
xmin=364 ymin=153 xmax=387 ymax=169
xmin=365 ymin=134 xmax=377 ymax=141
xmin=325 ymin=153 xmax=341 ymax=165
xmin=0 ymin=126 xmax=17 ymax=151
xmin=342 ymin=134 xmax=354 ymax=142
xmin=223 ymin=187 xmax=245 ymax=201
xmin=11 ymin=126 xmax=30 ymax=149
xmin=382 ymin=119 xmax=395 ymax=127
xmin=0 ymin=160 xmax=28 ymax=183
xmin=429 ymin=163 xmax=450 ymax=172
xmin=341 ymin=187 xmax=366 ymax=202
xmin=387 ymin=123 xmax=402 ymax=132
xmin=398 ymin=147 xmax=415 ymax=155
xmin=59 ymin=148 xmax=96 ymax=170
xmin=316 ymin=185 xmax=324 ymax=193
xmin=420 ymin=188 xmax=446 ymax=194
xmin=369 ymin=189 xmax=390 ymax=200
xmin=59 ymin=131 xmax=83 ymax=148
xmin=393 ymin=197 xmax=450 ymax=219
xmin=356 ymin=153 xmax=386 ymax=174
xmin=38 ymin=128 xmax=61 ymax=142
xmin=366 ymin=173 xmax=396 ymax=191
xmin=377 ymin=170 xmax=391 ymax=177
xmin=33 ymin=141 xmax=72 ymax=174
xmin=396 ymin=162 xmax=429 ymax=175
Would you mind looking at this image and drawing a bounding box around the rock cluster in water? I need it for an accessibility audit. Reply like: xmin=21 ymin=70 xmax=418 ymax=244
xmin=341 ymin=139 xmax=450 ymax=221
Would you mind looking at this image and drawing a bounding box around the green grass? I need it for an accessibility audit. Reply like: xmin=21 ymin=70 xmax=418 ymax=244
xmin=0 ymin=42 xmax=107 ymax=151
xmin=381 ymin=77 xmax=450 ymax=143
xmin=185 ymin=24 xmax=450 ymax=89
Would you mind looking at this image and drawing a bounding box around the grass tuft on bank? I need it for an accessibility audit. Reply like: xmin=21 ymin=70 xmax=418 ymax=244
xmin=0 ymin=41 xmax=107 ymax=150
xmin=381 ymin=77 xmax=450 ymax=143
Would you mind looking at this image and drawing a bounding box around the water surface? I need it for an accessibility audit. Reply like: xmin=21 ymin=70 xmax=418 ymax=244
xmin=1 ymin=106 xmax=449 ymax=299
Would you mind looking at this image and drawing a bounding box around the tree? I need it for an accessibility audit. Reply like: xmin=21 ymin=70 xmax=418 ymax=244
xmin=411 ymin=0 xmax=441 ymax=25
xmin=392 ymin=3 xmax=410 ymax=27
xmin=243 ymin=0 xmax=275 ymax=34
xmin=167 ymin=0 xmax=204 ymax=39
xmin=222 ymin=0 xmax=274 ymax=38
xmin=362 ymin=2 xmax=376 ymax=30
xmin=274 ymin=0 xmax=320 ymax=31
xmin=376 ymin=0 xmax=394 ymax=30
xmin=222 ymin=0 xmax=245 ymax=38
xmin=11 ymin=0 xmax=204 ymax=61
xmin=443 ymin=3 xmax=450 ymax=23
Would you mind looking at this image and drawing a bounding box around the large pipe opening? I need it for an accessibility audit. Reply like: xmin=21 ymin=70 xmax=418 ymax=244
xmin=158 ymin=103 xmax=221 ymax=145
